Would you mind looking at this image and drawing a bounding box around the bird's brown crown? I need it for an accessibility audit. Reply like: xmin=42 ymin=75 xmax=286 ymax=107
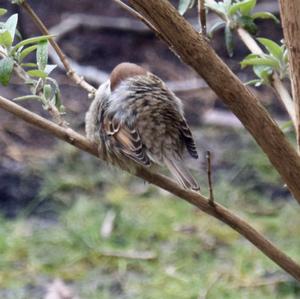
xmin=110 ymin=62 xmax=148 ymax=91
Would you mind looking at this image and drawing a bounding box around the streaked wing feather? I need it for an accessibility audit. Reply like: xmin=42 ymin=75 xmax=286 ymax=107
xmin=103 ymin=114 xmax=151 ymax=166
xmin=180 ymin=120 xmax=198 ymax=159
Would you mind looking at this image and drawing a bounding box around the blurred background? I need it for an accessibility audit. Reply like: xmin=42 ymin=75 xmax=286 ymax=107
xmin=0 ymin=0 xmax=299 ymax=298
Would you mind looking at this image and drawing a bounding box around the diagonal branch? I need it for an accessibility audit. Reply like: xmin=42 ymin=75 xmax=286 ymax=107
xmin=0 ymin=95 xmax=300 ymax=281
xmin=126 ymin=0 xmax=300 ymax=204
xmin=236 ymin=27 xmax=296 ymax=130
xmin=19 ymin=0 xmax=96 ymax=95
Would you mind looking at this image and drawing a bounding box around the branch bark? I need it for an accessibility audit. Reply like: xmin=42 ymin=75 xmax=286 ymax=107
xmin=127 ymin=0 xmax=300 ymax=204
xmin=0 ymin=95 xmax=300 ymax=281
xmin=279 ymin=0 xmax=300 ymax=150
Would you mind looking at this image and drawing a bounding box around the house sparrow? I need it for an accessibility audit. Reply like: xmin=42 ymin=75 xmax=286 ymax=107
xmin=85 ymin=62 xmax=200 ymax=190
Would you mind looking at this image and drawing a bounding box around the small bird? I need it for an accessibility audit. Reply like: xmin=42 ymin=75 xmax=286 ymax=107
xmin=85 ymin=62 xmax=200 ymax=190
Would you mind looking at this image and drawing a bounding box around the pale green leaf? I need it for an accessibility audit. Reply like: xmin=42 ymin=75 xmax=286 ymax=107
xmin=208 ymin=20 xmax=225 ymax=38
xmin=11 ymin=35 xmax=53 ymax=55
xmin=44 ymin=64 xmax=57 ymax=75
xmin=0 ymin=30 xmax=13 ymax=48
xmin=0 ymin=57 xmax=14 ymax=86
xmin=241 ymin=56 xmax=279 ymax=69
xmin=36 ymin=40 xmax=48 ymax=70
xmin=19 ymin=45 xmax=38 ymax=61
xmin=225 ymin=25 xmax=234 ymax=57
xmin=239 ymin=0 xmax=256 ymax=16
xmin=4 ymin=14 xmax=18 ymax=44
xmin=21 ymin=62 xmax=37 ymax=68
xmin=229 ymin=0 xmax=256 ymax=16
xmin=205 ymin=0 xmax=226 ymax=17
xmin=257 ymin=38 xmax=283 ymax=60
xmin=178 ymin=0 xmax=195 ymax=15
xmin=252 ymin=12 xmax=279 ymax=23
xmin=27 ymin=69 xmax=48 ymax=78
xmin=0 ymin=9 xmax=7 ymax=16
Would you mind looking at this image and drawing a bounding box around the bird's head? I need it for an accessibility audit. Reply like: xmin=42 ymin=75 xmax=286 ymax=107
xmin=85 ymin=62 xmax=148 ymax=140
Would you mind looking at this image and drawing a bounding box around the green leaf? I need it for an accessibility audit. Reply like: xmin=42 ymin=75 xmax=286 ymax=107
xmin=253 ymin=65 xmax=272 ymax=82
xmin=55 ymin=89 xmax=64 ymax=112
xmin=4 ymin=14 xmax=18 ymax=44
xmin=228 ymin=0 xmax=256 ymax=16
xmin=27 ymin=69 xmax=48 ymax=78
xmin=21 ymin=62 xmax=37 ymax=68
xmin=13 ymin=95 xmax=44 ymax=102
xmin=238 ymin=15 xmax=257 ymax=35
xmin=0 ymin=9 xmax=7 ymax=16
xmin=252 ymin=12 xmax=279 ymax=23
xmin=229 ymin=1 xmax=246 ymax=16
xmin=225 ymin=25 xmax=234 ymax=57
xmin=43 ymin=83 xmax=53 ymax=100
xmin=245 ymin=78 xmax=262 ymax=86
xmin=208 ymin=20 xmax=225 ymax=38
xmin=36 ymin=40 xmax=48 ymax=71
xmin=11 ymin=35 xmax=53 ymax=55
xmin=241 ymin=56 xmax=279 ymax=69
xmin=178 ymin=0 xmax=195 ymax=15
xmin=19 ymin=45 xmax=38 ymax=61
xmin=243 ymin=53 xmax=259 ymax=60
xmin=44 ymin=64 xmax=57 ymax=75
xmin=257 ymin=38 xmax=283 ymax=60
xmin=283 ymin=48 xmax=289 ymax=64
xmin=205 ymin=0 xmax=226 ymax=18
xmin=11 ymin=0 xmax=25 ymax=4
xmin=281 ymin=120 xmax=293 ymax=132
xmin=0 ymin=30 xmax=13 ymax=48
xmin=0 ymin=57 xmax=14 ymax=86
xmin=240 ymin=0 xmax=256 ymax=16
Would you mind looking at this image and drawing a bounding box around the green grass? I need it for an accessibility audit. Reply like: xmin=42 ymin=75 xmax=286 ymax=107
xmin=1 ymin=185 xmax=300 ymax=298
xmin=0 ymin=129 xmax=300 ymax=298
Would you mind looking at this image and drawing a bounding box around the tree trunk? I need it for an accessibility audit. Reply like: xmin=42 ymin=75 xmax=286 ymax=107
xmin=279 ymin=0 xmax=300 ymax=150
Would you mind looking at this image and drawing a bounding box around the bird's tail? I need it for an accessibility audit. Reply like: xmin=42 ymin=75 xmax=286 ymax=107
xmin=164 ymin=158 xmax=200 ymax=191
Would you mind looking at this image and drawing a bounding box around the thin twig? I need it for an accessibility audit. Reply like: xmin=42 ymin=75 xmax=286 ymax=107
xmin=99 ymin=249 xmax=157 ymax=260
xmin=1 ymin=95 xmax=300 ymax=281
xmin=236 ymin=27 xmax=296 ymax=129
xmin=112 ymin=0 xmax=162 ymax=39
xmin=206 ymin=151 xmax=215 ymax=206
xmin=198 ymin=0 xmax=207 ymax=35
xmin=20 ymin=0 xmax=96 ymax=95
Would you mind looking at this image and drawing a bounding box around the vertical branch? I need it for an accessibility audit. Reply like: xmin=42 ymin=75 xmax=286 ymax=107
xmin=198 ymin=0 xmax=207 ymax=35
xmin=206 ymin=151 xmax=215 ymax=206
xmin=236 ymin=27 xmax=296 ymax=129
xmin=279 ymin=1 xmax=300 ymax=151
xmin=20 ymin=0 xmax=96 ymax=95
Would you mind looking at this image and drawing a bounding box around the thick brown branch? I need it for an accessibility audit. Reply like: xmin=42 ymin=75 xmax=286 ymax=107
xmin=0 ymin=96 xmax=300 ymax=281
xmin=127 ymin=0 xmax=300 ymax=204
xmin=279 ymin=1 xmax=300 ymax=150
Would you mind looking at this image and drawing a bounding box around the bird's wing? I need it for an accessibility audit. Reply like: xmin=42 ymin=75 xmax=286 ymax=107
xmin=179 ymin=120 xmax=199 ymax=159
xmin=102 ymin=113 xmax=151 ymax=166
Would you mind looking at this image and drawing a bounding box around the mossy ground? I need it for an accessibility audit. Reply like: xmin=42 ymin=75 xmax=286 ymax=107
xmin=0 ymin=127 xmax=299 ymax=298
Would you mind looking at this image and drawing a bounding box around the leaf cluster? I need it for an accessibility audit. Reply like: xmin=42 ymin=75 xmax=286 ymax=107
xmin=176 ymin=0 xmax=284 ymax=87
xmin=242 ymin=38 xmax=289 ymax=86
xmin=205 ymin=0 xmax=278 ymax=56
xmin=0 ymin=10 xmax=63 ymax=112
